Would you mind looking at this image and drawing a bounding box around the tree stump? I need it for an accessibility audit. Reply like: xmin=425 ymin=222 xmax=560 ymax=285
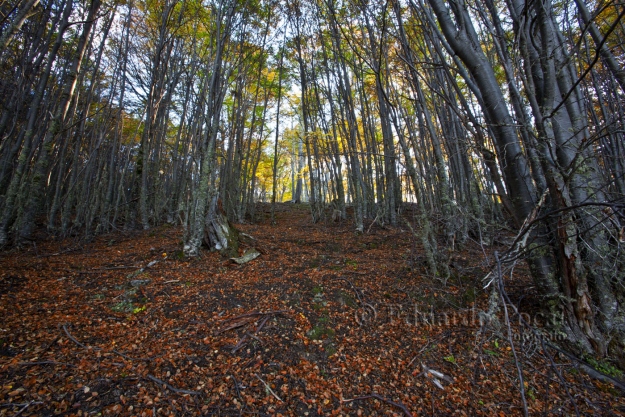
xmin=203 ymin=195 xmax=240 ymax=257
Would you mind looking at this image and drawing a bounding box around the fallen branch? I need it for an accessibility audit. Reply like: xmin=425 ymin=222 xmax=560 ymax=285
xmin=255 ymin=374 xmax=283 ymax=402
xmin=146 ymin=374 xmax=200 ymax=396
xmin=231 ymin=334 xmax=249 ymax=353
xmin=0 ymin=401 xmax=43 ymax=409
xmin=255 ymin=315 xmax=271 ymax=334
xmin=18 ymin=361 xmax=75 ymax=368
xmin=217 ymin=310 xmax=287 ymax=334
xmin=334 ymin=277 xmax=365 ymax=305
xmin=229 ymin=374 xmax=245 ymax=417
xmin=246 ymin=332 xmax=263 ymax=343
xmin=216 ymin=316 xmax=257 ymax=334
xmin=11 ymin=401 xmax=43 ymax=417
xmin=342 ymin=393 xmax=412 ymax=416
xmin=63 ymin=324 xmax=89 ymax=349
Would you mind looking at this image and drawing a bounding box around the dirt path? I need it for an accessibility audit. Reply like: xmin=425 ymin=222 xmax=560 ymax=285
xmin=1 ymin=204 xmax=624 ymax=416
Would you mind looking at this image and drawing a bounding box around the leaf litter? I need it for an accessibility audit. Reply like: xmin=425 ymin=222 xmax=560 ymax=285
xmin=1 ymin=203 xmax=624 ymax=416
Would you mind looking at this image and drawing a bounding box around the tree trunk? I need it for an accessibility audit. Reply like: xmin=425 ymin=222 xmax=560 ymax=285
xmin=0 ymin=0 xmax=40 ymax=53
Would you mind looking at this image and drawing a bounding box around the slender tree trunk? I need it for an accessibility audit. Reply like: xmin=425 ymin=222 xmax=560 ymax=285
xmin=17 ymin=0 xmax=101 ymax=242
xmin=0 ymin=0 xmax=40 ymax=53
xmin=0 ymin=0 xmax=73 ymax=245
xmin=271 ymin=43 xmax=285 ymax=223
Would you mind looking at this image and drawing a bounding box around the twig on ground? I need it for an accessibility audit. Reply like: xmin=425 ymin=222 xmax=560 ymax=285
xmin=217 ymin=317 xmax=257 ymax=334
xmin=63 ymin=324 xmax=89 ymax=349
xmin=41 ymin=336 xmax=60 ymax=353
xmin=1 ymin=402 xmax=43 ymax=409
xmin=146 ymin=375 xmax=200 ymax=396
xmin=246 ymin=332 xmax=263 ymax=343
xmin=229 ymin=374 xmax=244 ymax=417
xmin=11 ymin=401 xmax=43 ymax=417
xmin=342 ymin=393 xmax=413 ymax=416
xmin=255 ymin=315 xmax=271 ymax=334
xmin=334 ymin=277 xmax=365 ymax=305
xmin=17 ymin=361 xmax=75 ymax=367
xmin=217 ymin=310 xmax=287 ymax=334
xmin=255 ymin=374 xmax=283 ymax=402
xmin=231 ymin=334 xmax=249 ymax=353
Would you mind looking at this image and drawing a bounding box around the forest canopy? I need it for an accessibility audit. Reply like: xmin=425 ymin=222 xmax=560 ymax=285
xmin=1 ymin=0 xmax=624 ymax=362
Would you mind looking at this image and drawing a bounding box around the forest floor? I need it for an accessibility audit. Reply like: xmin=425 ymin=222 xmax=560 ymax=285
xmin=1 ymin=203 xmax=624 ymax=417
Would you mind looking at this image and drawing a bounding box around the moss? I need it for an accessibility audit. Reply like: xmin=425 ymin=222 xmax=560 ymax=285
xmin=307 ymin=324 xmax=335 ymax=340
xmin=462 ymin=287 xmax=477 ymax=305
xmin=584 ymin=356 xmax=624 ymax=378
xmin=111 ymin=300 xmax=134 ymax=313
xmin=336 ymin=290 xmax=357 ymax=308
xmin=344 ymin=258 xmax=357 ymax=268
xmin=223 ymin=222 xmax=240 ymax=257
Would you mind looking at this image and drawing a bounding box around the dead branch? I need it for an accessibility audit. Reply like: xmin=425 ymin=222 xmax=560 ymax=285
xmin=255 ymin=374 xmax=283 ymax=402
xmin=334 ymin=277 xmax=365 ymax=305
xmin=229 ymin=374 xmax=245 ymax=417
xmin=10 ymin=401 xmax=43 ymax=417
xmin=41 ymin=336 xmax=60 ymax=353
xmin=146 ymin=374 xmax=200 ymax=396
xmin=255 ymin=315 xmax=271 ymax=334
xmin=246 ymin=332 xmax=263 ymax=343
xmin=342 ymin=393 xmax=413 ymax=417
xmin=216 ymin=316 xmax=257 ymax=334
xmin=63 ymin=324 xmax=89 ymax=349
xmin=18 ymin=361 xmax=75 ymax=368
xmin=217 ymin=310 xmax=287 ymax=334
xmin=231 ymin=334 xmax=249 ymax=353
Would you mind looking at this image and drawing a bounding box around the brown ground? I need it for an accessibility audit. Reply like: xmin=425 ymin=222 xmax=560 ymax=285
xmin=1 ymin=203 xmax=624 ymax=416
